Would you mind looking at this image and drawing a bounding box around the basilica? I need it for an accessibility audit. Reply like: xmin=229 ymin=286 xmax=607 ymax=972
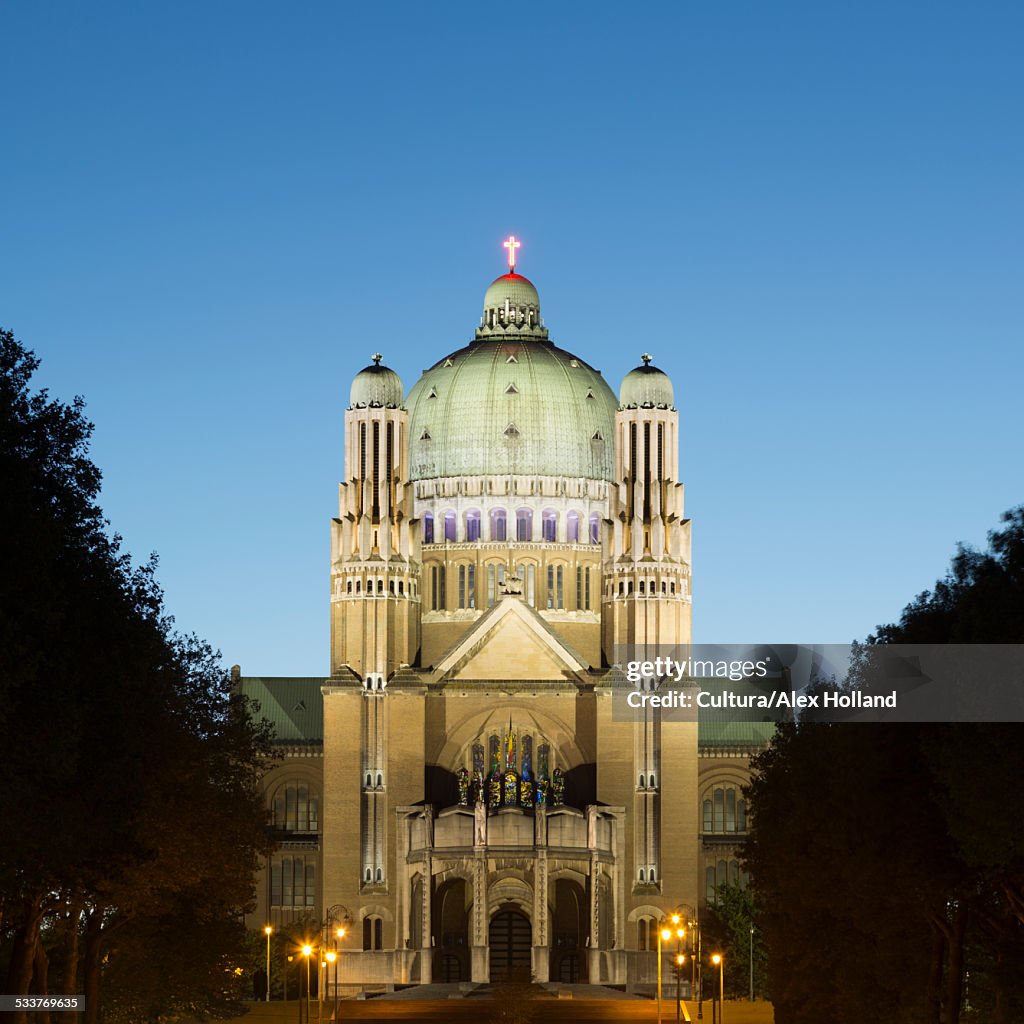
xmin=239 ymin=239 xmax=769 ymax=992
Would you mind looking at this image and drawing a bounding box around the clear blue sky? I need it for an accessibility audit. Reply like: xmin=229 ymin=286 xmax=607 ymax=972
xmin=3 ymin=2 xmax=1021 ymax=675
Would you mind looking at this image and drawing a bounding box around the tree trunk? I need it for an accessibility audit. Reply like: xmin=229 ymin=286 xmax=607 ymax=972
xmin=925 ymin=925 xmax=945 ymax=1024
xmin=942 ymin=903 xmax=967 ymax=1024
xmin=60 ymin=902 xmax=81 ymax=995
xmin=32 ymin=941 xmax=51 ymax=1024
xmin=6 ymin=896 xmax=44 ymax=1024
xmin=82 ymin=912 xmax=104 ymax=1024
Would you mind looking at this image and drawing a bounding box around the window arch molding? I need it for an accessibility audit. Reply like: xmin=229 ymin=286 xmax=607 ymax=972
xmin=701 ymin=780 xmax=749 ymax=834
xmin=268 ymin=776 xmax=322 ymax=833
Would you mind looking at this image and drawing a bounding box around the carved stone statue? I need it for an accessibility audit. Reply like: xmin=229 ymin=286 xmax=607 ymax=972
xmin=552 ymin=767 xmax=566 ymax=806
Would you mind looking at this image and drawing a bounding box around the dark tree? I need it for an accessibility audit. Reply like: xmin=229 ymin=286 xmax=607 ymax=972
xmin=0 ymin=328 xmax=273 ymax=1023
xmin=743 ymin=507 xmax=1024 ymax=1024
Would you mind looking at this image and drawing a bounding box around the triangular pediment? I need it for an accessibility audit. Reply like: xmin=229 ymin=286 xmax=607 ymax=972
xmin=431 ymin=598 xmax=589 ymax=682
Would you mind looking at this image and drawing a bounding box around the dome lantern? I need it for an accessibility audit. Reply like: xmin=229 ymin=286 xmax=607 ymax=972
xmin=349 ymin=353 xmax=404 ymax=409
xmin=619 ymin=353 xmax=674 ymax=409
xmin=475 ymin=236 xmax=548 ymax=341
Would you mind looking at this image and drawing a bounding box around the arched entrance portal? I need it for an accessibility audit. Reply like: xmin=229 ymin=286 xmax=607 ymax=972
xmin=488 ymin=908 xmax=531 ymax=982
xmin=432 ymin=878 xmax=469 ymax=983
xmin=550 ymin=878 xmax=588 ymax=983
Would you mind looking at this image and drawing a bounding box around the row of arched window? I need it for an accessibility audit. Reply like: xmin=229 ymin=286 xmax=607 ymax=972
xmin=423 ymin=508 xmax=601 ymax=545
xmin=608 ymin=578 xmax=681 ymax=597
xmin=343 ymin=576 xmax=417 ymax=598
xmin=428 ymin=561 xmax=596 ymax=612
xmin=702 ymin=787 xmax=748 ymax=834
xmin=271 ymin=784 xmax=320 ymax=833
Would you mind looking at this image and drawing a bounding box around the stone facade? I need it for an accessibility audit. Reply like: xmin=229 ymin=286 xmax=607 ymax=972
xmin=241 ymin=256 xmax=766 ymax=993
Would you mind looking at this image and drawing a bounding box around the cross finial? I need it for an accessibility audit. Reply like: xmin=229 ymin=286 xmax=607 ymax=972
xmin=371 ymin=352 xmax=383 ymax=365
xmin=641 ymin=352 xmax=653 ymax=365
xmin=503 ymin=235 xmax=521 ymax=272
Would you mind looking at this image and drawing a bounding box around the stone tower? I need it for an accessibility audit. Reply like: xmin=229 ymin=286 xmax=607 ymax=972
xmin=329 ymin=354 xmax=421 ymax=684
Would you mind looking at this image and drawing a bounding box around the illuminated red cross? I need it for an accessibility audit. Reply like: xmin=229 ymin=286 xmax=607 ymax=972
xmin=503 ymin=235 xmax=521 ymax=272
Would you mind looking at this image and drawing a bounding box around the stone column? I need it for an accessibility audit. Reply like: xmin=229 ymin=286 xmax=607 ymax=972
xmin=420 ymin=852 xmax=432 ymax=984
xmin=532 ymin=807 xmax=549 ymax=982
xmin=587 ymin=806 xmax=602 ymax=984
xmin=471 ymin=820 xmax=489 ymax=983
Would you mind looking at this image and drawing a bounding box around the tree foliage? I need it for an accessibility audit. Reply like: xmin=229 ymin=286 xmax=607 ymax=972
xmin=0 ymin=328 xmax=274 ymax=1022
xmin=701 ymin=882 xmax=766 ymax=1000
xmin=743 ymin=507 xmax=1024 ymax=1024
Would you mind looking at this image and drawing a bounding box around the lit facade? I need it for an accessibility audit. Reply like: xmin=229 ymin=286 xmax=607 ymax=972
xmin=240 ymin=246 xmax=766 ymax=991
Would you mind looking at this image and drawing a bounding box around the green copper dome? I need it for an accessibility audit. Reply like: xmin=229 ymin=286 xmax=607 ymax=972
xmin=408 ymin=339 xmax=617 ymax=480
xmin=620 ymin=357 xmax=674 ymax=409
xmin=350 ymin=356 xmax=404 ymax=409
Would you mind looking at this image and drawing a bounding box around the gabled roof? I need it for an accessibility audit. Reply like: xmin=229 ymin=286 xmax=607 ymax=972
xmin=430 ymin=596 xmax=590 ymax=682
xmin=237 ymin=677 xmax=325 ymax=744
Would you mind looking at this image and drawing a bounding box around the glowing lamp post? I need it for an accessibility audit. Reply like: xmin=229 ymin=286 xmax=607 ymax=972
xmin=263 ymin=926 xmax=272 ymax=1001
xmin=675 ymin=953 xmax=687 ymax=1024
xmin=302 ymin=944 xmax=313 ymax=1024
xmin=657 ymin=925 xmax=672 ymax=1024
xmin=334 ymin=927 xmax=346 ymax=1020
xmin=711 ymin=954 xmax=724 ymax=1024
xmin=325 ymin=952 xmax=337 ymax=1020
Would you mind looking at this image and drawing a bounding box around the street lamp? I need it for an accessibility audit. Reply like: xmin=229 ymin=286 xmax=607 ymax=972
xmin=675 ymin=953 xmax=686 ymax=1024
xmin=657 ymin=925 xmax=672 ymax=1024
xmin=692 ymin=917 xmax=703 ymax=1021
xmin=264 ymin=926 xmax=273 ymax=1002
xmin=749 ymin=926 xmax=754 ymax=1002
xmin=302 ymin=944 xmax=314 ymax=1024
xmin=711 ymin=954 xmax=724 ymax=1024
xmin=334 ymin=927 xmax=346 ymax=1021
xmin=325 ymin=952 xmax=337 ymax=1020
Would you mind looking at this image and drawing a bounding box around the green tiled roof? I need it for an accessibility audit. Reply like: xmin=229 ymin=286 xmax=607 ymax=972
xmin=238 ymin=677 xmax=325 ymax=744
xmin=699 ymin=719 xmax=778 ymax=748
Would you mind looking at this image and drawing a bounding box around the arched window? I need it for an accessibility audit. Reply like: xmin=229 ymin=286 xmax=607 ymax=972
xmin=272 ymin=783 xmax=320 ymax=832
xmin=567 ymin=511 xmax=580 ymax=543
xmin=363 ymin=916 xmax=384 ymax=951
xmin=423 ymin=512 xmax=434 ymax=544
xmin=589 ymin=513 xmax=600 ymax=545
xmin=541 ymin=508 xmax=557 ymax=542
xmin=546 ymin=564 xmax=564 ymax=609
xmin=704 ymin=787 xmax=748 ymax=834
xmin=458 ymin=564 xmax=476 ymax=609
xmin=444 ymin=510 xmax=457 ymax=542
xmin=491 ymin=508 xmax=507 ymax=542
xmin=431 ymin=565 xmax=446 ymax=611
xmin=465 ymin=508 xmax=481 ymax=542
xmin=516 ymin=508 xmax=532 ymax=542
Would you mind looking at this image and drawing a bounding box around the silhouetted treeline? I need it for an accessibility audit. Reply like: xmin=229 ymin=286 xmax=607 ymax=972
xmin=0 ymin=329 xmax=274 ymax=1023
xmin=744 ymin=508 xmax=1024 ymax=1024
